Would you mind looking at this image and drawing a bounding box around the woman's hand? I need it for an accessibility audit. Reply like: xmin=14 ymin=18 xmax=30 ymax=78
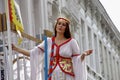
xmin=12 ymin=44 xmax=30 ymax=56
xmin=84 ymin=49 xmax=93 ymax=56
xmin=81 ymin=49 xmax=93 ymax=62
xmin=12 ymin=44 xmax=18 ymax=51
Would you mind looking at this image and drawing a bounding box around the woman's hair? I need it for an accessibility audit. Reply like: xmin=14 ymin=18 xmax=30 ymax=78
xmin=54 ymin=18 xmax=71 ymax=39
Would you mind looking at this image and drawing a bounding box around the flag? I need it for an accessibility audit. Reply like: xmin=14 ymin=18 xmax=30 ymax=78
xmin=8 ymin=0 xmax=24 ymax=45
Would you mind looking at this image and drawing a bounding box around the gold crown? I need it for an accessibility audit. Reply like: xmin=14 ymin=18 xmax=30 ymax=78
xmin=57 ymin=17 xmax=70 ymax=24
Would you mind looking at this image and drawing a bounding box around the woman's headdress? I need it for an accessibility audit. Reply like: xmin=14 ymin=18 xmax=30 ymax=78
xmin=56 ymin=15 xmax=70 ymax=24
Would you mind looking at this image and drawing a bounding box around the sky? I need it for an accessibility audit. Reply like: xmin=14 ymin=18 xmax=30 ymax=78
xmin=99 ymin=0 xmax=120 ymax=32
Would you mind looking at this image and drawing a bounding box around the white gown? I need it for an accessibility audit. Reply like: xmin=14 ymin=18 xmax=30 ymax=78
xmin=30 ymin=37 xmax=87 ymax=80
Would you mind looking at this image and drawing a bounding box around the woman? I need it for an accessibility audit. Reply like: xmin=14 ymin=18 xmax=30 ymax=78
xmin=12 ymin=17 xmax=93 ymax=80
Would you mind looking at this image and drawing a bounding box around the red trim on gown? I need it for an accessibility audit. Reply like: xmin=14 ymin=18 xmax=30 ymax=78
xmin=48 ymin=37 xmax=80 ymax=80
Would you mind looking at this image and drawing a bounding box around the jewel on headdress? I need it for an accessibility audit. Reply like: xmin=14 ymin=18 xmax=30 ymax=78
xmin=56 ymin=13 xmax=70 ymax=23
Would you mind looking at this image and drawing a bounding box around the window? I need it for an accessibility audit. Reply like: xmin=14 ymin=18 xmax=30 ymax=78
xmin=94 ymin=34 xmax=99 ymax=72
xmin=81 ymin=20 xmax=85 ymax=51
xmin=99 ymin=41 xmax=103 ymax=74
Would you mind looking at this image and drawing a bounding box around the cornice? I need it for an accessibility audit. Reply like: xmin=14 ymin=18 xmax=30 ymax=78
xmin=91 ymin=0 xmax=120 ymax=42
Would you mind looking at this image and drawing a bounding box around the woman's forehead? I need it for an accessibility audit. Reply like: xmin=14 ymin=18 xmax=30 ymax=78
xmin=57 ymin=19 xmax=69 ymax=25
xmin=58 ymin=19 xmax=66 ymax=22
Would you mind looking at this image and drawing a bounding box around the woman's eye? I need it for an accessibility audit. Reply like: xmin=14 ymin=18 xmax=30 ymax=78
xmin=58 ymin=22 xmax=66 ymax=26
xmin=62 ymin=24 xmax=66 ymax=26
xmin=58 ymin=22 xmax=61 ymax=25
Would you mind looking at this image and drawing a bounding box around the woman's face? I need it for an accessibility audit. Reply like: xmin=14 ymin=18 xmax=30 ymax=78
xmin=56 ymin=19 xmax=67 ymax=34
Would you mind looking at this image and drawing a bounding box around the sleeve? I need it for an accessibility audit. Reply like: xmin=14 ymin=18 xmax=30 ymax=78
xmin=72 ymin=56 xmax=87 ymax=80
xmin=71 ymin=39 xmax=87 ymax=80
xmin=37 ymin=40 xmax=45 ymax=51
xmin=30 ymin=37 xmax=51 ymax=80
xmin=71 ymin=39 xmax=80 ymax=54
xmin=37 ymin=37 xmax=51 ymax=51
xmin=30 ymin=46 xmax=44 ymax=80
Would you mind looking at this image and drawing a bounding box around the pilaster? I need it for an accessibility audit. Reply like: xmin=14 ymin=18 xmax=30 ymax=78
xmin=26 ymin=0 xmax=35 ymax=47
xmin=91 ymin=31 xmax=96 ymax=70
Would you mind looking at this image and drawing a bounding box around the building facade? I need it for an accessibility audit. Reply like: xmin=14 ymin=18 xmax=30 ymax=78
xmin=0 ymin=0 xmax=120 ymax=80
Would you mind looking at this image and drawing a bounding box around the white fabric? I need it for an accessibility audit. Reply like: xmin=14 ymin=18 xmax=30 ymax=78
xmin=30 ymin=38 xmax=87 ymax=80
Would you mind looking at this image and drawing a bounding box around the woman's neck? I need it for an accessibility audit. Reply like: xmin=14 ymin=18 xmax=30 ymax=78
xmin=55 ymin=34 xmax=65 ymax=40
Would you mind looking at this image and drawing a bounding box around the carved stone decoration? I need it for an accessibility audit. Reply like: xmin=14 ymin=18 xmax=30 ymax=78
xmin=85 ymin=0 xmax=91 ymax=13
xmin=91 ymin=5 xmax=97 ymax=19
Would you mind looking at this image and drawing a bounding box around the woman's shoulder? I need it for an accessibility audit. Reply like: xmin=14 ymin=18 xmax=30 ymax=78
xmin=47 ymin=37 xmax=52 ymax=42
xmin=70 ymin=38 xmax=77 ymax=42
xmin=70 ymin=38 xmax=78 ymax=45
xmin=37 ymin=37 xmax=52 ymax=46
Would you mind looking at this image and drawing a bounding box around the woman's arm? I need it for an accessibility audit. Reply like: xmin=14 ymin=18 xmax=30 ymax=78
xmin=12 ymin=44 xmax=30 ymax=56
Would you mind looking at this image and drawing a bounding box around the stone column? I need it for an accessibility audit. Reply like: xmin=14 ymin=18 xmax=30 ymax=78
xmin=115 ymin=59 xmax=119 ymax=80
xmin=20 ymin=0 xmax=35 ymax=47
xmin=114 ymin=58 xmax=118 ymax=80
xmin=112 ymin=56 xmax=116 ymax=80
xmin=119 ymin=61 xmax=120 ymax=79
xmin=40 ymin=0 xmax=49 ymax=30
xmin=102 ymin=46 xmax=108 ymax=79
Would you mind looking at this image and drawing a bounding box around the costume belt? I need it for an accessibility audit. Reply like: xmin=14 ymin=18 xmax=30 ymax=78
xmin=49 ymin=56 xmax=74 ymax=76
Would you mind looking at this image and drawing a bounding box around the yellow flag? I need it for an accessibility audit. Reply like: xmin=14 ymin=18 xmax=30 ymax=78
xmin=9 ymin=0 xmax=24 ymax=45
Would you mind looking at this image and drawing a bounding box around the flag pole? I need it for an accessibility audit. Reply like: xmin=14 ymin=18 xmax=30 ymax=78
xmin=44 ymin=36 xmax=48 ymax=80
xmin=5 ymin=0 xmax=13 ymax=80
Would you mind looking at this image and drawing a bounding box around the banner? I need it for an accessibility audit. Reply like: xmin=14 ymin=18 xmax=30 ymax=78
xmin=8 ymin=0 xmax=24 ymax=45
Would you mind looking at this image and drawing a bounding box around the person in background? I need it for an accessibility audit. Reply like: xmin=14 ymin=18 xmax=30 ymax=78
xmin=12 ymin=17 xmax=93 ymax=80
